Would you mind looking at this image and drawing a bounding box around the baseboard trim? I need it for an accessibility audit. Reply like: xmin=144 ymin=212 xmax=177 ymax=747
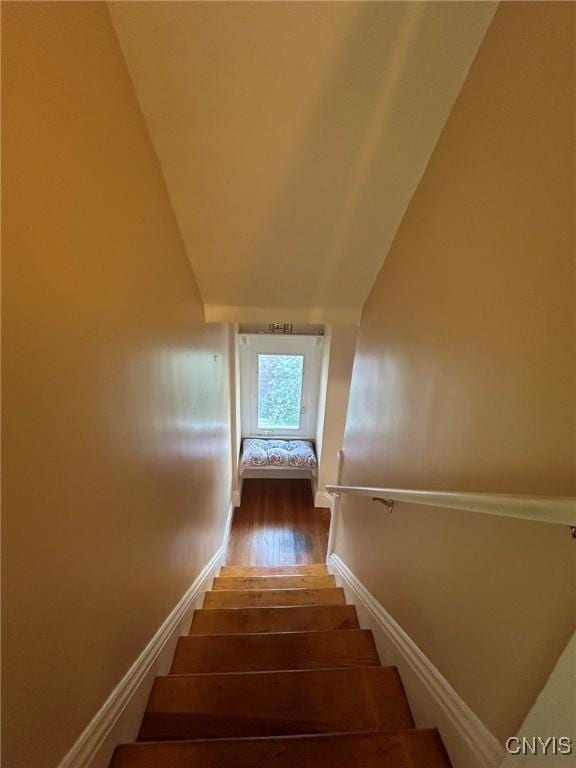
xmin=222 ymin=499 xmax=235 ymax=558
xmin=57 ymin=544 xmax=224 ymax=768
xmin=328 ymin=553 xmax=504 ymax=768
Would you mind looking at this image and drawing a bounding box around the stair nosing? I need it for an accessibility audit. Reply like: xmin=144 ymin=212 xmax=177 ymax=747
xmin=121 ymin=727 xmax=442 ymax=747
xmin=205 ymin=590 xmax=345 ymax=601
xmin=154 ymin=665 xmax=397 ymax=681
xmin=199 ymin=603 xmax=350 ymax=612
xmin=194 ymin=604 xmax=353 ymax=611
xmin=181 ymin=628 xmax=370 ymax=638
xmin=214 ymin=573 xmax=334 ymax=579
xmin=221 ymin=564 xmax=329 ymax=568
xmin=198 ymin=602 xmax=348 ymax=609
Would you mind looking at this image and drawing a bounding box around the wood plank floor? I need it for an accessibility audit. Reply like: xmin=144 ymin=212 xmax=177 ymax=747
xmin=204 ymin=587 xmax=346 ymax=609
xmin=189 ymin=604 xmax=360 ymax=635
xmin=212 ymin=574 xmax=336 ymax=590
xmin=170 ymin=629 xmax=380 ymax=674
xmin=139 ymin=667 xmax=414 ymax=740
xmin=226 ymin=479 xmax=330 ymax=565
xmin=113 ymin=730 xmax=452 ymax=768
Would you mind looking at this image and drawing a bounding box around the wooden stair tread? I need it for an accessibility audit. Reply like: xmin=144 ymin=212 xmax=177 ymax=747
xmin=221 ymin=564 xmax=329 ymax=577
xmin=189 ymin=605 xmax=359 ymax=635
xmin=171 ymin=629 xmax=380 ymax=674
xmin=139 ymin=667 xmax=414 ymax=741
xmin=213 ymin=574 xmax=336 ymax=590
xmin=204 ymin=588 xmax=345 ymax=609
xmin=113 ymin=729 xmax=452 ymax=768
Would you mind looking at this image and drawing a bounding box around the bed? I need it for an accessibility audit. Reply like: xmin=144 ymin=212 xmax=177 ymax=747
xmin=239 ymin=438 xmax=318 ymax=479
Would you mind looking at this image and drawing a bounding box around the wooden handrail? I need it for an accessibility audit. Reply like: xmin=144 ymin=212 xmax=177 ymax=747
xmin=325 ymin=484 xmax=576 ymax=533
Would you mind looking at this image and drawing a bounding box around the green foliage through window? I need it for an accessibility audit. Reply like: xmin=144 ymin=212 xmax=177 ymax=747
xmin=257 ymin=354 xmax=303 ymax=429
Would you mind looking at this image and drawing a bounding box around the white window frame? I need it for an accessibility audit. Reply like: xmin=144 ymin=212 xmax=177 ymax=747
xmin=238 ymin=333 xmax=323 ymax=439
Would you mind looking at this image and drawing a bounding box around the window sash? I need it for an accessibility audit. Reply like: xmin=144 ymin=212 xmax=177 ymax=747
xmin=239 ymin=334 xmax=323 ymax=439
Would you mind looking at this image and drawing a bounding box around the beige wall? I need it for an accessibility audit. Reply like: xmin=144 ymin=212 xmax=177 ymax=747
xmin=2 ymin=4 xmax=231 ymax=768
xmin=315 ymin=325 xmax=357 ymax=506
xmin=500 ymin=632 xmax=576 ymax=767
xmin=337 ymin=1 xmax=575 ymax=745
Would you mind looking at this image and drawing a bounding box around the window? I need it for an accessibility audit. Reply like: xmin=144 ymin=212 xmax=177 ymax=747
xmin=257 ymin=354 xmax=304 ymax=430
xmin=239 ymin=334 xmax=323 ymax=438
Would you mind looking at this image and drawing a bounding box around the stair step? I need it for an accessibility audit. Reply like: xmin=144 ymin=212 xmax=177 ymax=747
xmin=213 ymin=574 xmax=336 ymax=590
xmin=139 ymin=667 xmax=414 ymax=741
xmin=221 ymin=564 xmax=329 ymax=577
xmin=112 ymin=729 xmax=452 ymax=768
xmin=171 ymin=629 xmax=379 ymax=674
xmin=189 ymin=605 xmax=359 ymax=635
xmin=204 ymin=588 xmax=345 ymax=609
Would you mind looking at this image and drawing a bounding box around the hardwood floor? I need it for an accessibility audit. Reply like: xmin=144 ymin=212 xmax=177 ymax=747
xmin=139 ymin=667 xmax=414 ymax=740
xmin=113 ymin=730 xmax=452 ymax=768
xmin=189 ymin=604 xmax=360 ymax=635
xmin=226 ymin=478 xmax=330 ymax=565
xmin=170 ymin=629 xmax=380 ymax=674
xmin=204 ymin=587 xmax=345 ymax=608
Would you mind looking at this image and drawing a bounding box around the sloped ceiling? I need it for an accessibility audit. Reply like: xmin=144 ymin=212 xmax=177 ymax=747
xmin=110 ymin=1 xmax=496 ymax=324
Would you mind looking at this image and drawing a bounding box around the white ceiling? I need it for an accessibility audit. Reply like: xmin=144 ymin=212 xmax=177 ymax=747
xmin=110 ymin=1 xmax=496 ymax=324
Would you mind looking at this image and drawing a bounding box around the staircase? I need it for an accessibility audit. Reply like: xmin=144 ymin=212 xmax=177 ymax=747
xmin=111 ymin=564 xmax=451 ymax=767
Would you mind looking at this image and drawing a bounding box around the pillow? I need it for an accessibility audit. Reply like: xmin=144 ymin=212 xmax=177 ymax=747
xmin=240 ymin=438 xmax=318 ymax=469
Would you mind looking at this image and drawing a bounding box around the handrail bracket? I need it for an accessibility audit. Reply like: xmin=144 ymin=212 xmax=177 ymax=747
xmin=372 ymin=497 xmax=394 ymax=513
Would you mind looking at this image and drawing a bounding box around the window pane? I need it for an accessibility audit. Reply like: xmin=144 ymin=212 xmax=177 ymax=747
xmin=257 ymin=354 xmax=304 ymax=430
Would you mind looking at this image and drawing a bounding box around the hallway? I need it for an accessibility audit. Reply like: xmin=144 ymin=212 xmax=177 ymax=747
xmin=226 ymin=479 xmax=330 ymax=566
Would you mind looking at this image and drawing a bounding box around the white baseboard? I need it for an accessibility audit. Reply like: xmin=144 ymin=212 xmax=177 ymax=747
xmin=222 ymin=499 xmax=235 ymax=559
xmin=328 ymin=554 xmax=505 ymax=768
xmin=58 ymin=515 xmax=232 ymax=768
